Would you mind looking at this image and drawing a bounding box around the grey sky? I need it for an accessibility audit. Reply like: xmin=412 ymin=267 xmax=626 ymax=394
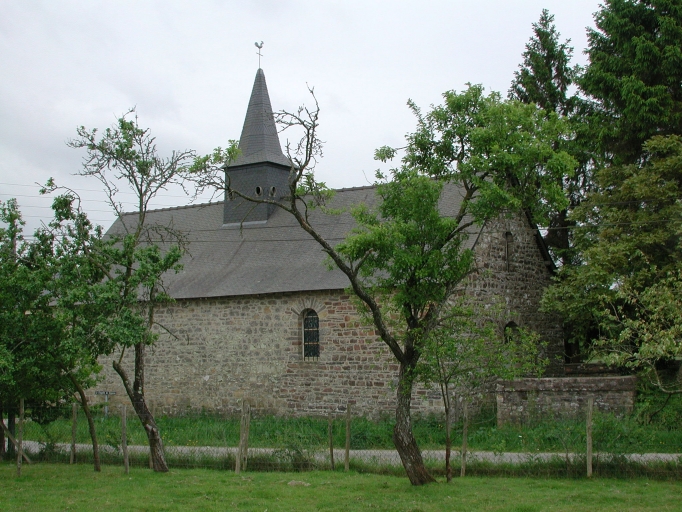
xmin=0 ymin=1 xmax=601 ymax=234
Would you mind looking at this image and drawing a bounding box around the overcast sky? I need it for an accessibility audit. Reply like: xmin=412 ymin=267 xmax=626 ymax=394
xmin=0 ymin=0 xmax=602 ymax=235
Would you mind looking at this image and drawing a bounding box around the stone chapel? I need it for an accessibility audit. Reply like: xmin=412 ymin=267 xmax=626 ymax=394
xmin=96 ymin=68 xmax=575 ymax=418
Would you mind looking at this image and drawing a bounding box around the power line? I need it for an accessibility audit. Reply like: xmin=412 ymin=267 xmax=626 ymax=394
xmin=0 ymin=182 xmax=205 ymax=200
xmin=3 ymin=185 xmax=680 ymax=211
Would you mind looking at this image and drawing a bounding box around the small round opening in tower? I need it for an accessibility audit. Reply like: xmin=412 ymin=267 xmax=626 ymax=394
xmin=255 ymin=186 xmax=263 ymax=196
xmin=269 ymin=186 xmax=276 ymax=197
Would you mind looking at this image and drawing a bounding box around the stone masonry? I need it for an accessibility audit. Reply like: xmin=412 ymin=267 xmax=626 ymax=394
xmin=496 ymin=376 xmax=637 ymax=425
xmin=93 ymin=211 xmax=567 ymax=418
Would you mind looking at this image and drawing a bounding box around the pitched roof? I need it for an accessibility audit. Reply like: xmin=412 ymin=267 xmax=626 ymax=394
xmin=229 ymin=68 xmax=291 ymax=168
xmin=107 ymin=183 xmax=480 ymax=300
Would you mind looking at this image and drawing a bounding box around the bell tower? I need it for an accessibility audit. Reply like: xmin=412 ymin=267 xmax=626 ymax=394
xmin=223 ymin=68 xmax=291 ymax=226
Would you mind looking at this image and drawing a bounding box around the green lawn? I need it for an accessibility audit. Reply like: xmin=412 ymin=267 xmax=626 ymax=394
xmin=1 ymin=463 xmax=680 ymax=511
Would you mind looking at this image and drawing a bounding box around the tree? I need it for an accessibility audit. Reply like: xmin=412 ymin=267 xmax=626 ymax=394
xmin=0 ymin=196 xmax=105 ymax=469
xmin=509 ymin=9 xmax=597 ymax=269
xmin=0 ymin=199 xmax=61 ymax=460
xmin=580 ymin=0 xmax=682 ymax=165
xmin=509 ymin=9 xmax=579 ymax=118
xmin=543 ymin=1 xmax=682 ymax=379
xmin=415 ymin=304 xmax=547 ymax=481
xmin=38 ymin=190 xmax=119 ymax=472
xmin=65 ymin=110 xmax=195 ymax=472
xmin=192 ymin=84 xmax=574 ymax=485
xmin=542 ymin=135 xmax=682 ymax=393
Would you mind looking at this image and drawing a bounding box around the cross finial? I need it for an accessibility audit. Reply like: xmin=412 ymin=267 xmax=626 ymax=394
xmin=255 ymin=41 xmax=264 ymax=68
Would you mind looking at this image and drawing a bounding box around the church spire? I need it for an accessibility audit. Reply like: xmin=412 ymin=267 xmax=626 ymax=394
xmin=223 ymin=68 xmax=291 ymax=226
xmin=229 ymin=68 xmax=290 ymax=168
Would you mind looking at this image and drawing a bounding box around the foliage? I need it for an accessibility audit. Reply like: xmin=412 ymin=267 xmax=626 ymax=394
xmin=509 ymin=10 xmax=595 ymax=266
xmin=416 ymin=303 xmax=548 ymax=403
xmin=580 ymin=0 xmax=682 ymax=165
xmin=396 ymin=84 xmax=576 ymax=227
xmin=336 ymin=171 xmax=475 ymax=335
xmin=192 ymin=81 xmax=574 ymax=484
xmin=0 ymin=199 xmax=68 ymax=410
xmin=0 ymin=195 xmax=111 ymax=418
xmin=61 ymin=108 xmax=196 ymax=471
xmin=509 ymin=9 xmax=580 ymax=117
xmin=542 ymin=135 xmax=682 ymax=391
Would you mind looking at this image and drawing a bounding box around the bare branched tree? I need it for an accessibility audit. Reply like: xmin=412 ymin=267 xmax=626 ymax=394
xmin=67 ymin=109 xmax=195 ymax=472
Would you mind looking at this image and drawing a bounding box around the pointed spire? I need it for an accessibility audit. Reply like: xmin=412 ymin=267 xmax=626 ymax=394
xmin=230 ymin=69 xmax=290 ymax=168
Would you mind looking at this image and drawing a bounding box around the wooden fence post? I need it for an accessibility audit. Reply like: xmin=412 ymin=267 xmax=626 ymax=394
xmin=70 ymin=403 xmax=77 ymax=464
xmin=586 ymin=396 xmax=594 ymax=478
xmin=0 ymin=417 xmax=31 ymax=464
xmin=147 ymin=406 xmax=153 ymax=469
xmin=121 ymin=405 xmax=129 ymax=474
xmin=461 ymin=401 xmax=468 ymax=478
xmin=235 ymin=400 xmax=251 ymax=474
xmin=0 ymin=402 xmax=4 ymax=460
xmin=17 ymin=398 xmax=24 ymax=477
xmin=328 ymin=413 xmax=335 ymax=470
xmin=344 ymin=403 xmax=351 ymax=472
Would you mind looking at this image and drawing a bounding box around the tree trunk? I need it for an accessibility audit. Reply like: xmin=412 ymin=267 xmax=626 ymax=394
xmin=393 ymin=361 xmax=435 ymax=485
xmin=113 ymin=344 xmax=168 ymax=472
xmin=68 ymin=373 xmax=101 ymax=471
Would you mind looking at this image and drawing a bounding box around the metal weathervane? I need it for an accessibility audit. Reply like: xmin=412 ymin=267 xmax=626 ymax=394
xmin=255 ymin=41 xmax=264 ymax=68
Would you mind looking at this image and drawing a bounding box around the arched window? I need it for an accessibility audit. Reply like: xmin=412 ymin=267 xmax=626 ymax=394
xmin=504 ymin=321 xmax=519 ymax=343
xmin=504 ymin=231 xmax=514 ymax=272
xmin=302 ymin=310 xmax=319 ymax=361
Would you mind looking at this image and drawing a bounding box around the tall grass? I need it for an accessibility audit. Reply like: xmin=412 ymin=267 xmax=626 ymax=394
xmin=17 ymin=403 xmax=682 ymax=454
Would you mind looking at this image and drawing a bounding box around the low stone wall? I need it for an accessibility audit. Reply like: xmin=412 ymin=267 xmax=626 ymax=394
xmin=496 ymin=376 xmax=637 ymax=426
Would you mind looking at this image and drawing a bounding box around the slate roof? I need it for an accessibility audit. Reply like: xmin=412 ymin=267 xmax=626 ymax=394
xmin=106 ymin=183 xmax=481 ymax=300
xmin=104 ymin=67 xmax=492 ymax=300
xmin=228 ymin=68 xmax=291 ymax=168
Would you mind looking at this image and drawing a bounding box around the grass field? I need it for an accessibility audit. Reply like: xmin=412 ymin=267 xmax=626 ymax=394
xmin=1 ymin=463 xmax=681 ymax=511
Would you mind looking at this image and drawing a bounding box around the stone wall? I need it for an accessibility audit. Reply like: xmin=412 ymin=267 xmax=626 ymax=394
xmin=466 ymin=213 xmax=565 ymax=375
xmin=95 ymin=290 xmax=446 ymax=417
xmin=92 ymin=212 xmax=565 ymax=418
xmin=496 ymin=376 xmax=637 ymax=425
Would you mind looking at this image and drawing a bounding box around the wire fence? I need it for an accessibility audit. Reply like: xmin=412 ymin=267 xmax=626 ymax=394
xmin=2 ymin=398 xmax=681 ymax=479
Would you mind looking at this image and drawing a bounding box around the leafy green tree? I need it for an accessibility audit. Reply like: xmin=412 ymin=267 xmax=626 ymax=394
xmin=0 ymin=197 xmax=105 ymax=469
xmin=542 ymin=135 xmax=682 ymax=392
xmin=195 ymin=85 xmax=574 ymax=485
xmin=64 ymin=110 xmax=194 ymax=472
xmin=0 ymin=200 xmax=69 ymax=456
xmin=415 ymin=304 xmax=547 ymax=481
xmin=580 ymin=0 xmax=682 ymax=165
xmin=544 ymin=1 xmax=682 ymax=379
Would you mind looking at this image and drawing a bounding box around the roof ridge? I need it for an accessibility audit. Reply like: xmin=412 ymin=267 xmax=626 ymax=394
xmin=120 ymin=200 xmax=223 ymax=216
xmin=126 ymin=184 xmax=378 ymax=216
xmin=334 ymin=184 xmax=377 ymax=193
